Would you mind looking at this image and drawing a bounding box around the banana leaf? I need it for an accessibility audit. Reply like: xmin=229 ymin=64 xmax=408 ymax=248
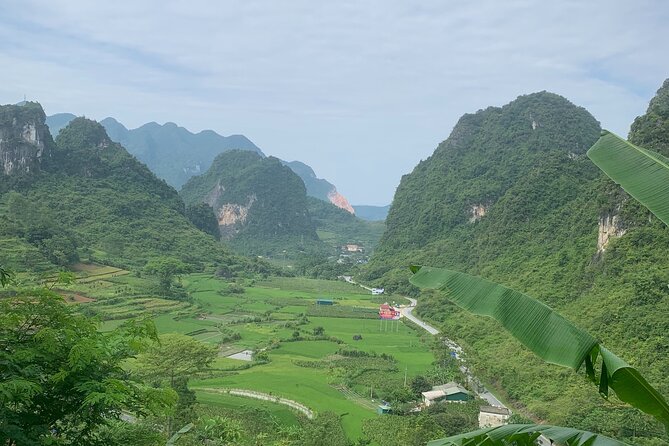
xmin=427 ymin=423 xmax=629 ymax=446
xmin=587 ymin=130 xmax=669 ymax=226
xmin=410 ymin=266 xmax=669 ymax=431
xmin=166 ymin=423 xmax=194 ymax=446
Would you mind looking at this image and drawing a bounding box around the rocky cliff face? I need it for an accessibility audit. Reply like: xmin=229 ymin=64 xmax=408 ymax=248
xmin=327 ymin=189 xmax=355 ymax=214
xmin=596 ymin=211 xmax=626 ymax=254
xmin=0 ymin=102 xmax=53 ymax=176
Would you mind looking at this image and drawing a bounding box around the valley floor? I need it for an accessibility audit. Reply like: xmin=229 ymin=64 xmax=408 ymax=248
xmin=64 ymin=266 xmax=437 ymax=440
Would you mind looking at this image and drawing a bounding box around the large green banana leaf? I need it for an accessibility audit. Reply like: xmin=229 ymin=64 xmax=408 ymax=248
xmin=427 ymin=423 xmax=629 ymax=446
xmin=410 ymin=266 xmax=669 ymax=431
xmin=587 ymin=130 xmax=669 ymax=226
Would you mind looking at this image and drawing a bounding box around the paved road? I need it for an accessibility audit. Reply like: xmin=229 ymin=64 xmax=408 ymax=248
xmin=400 ymin=297 xmax=507 ymax=409
xmin=400 ymin=297 xmax=440 ymax=335
xmin=345 ymin=277 xmax=508 ymax=410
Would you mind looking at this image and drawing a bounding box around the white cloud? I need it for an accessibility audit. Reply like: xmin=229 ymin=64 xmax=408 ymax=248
xmin=1 ymin=0 xmax=668 ymax=204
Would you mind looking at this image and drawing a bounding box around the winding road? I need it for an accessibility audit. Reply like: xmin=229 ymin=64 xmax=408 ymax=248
xmin=343 ymin=276 xmax=508 ymax=409
xmin=399 ymin=297 xmax=440 ymax=335
xmin=399 ymin=296 xmax=507 ymax=409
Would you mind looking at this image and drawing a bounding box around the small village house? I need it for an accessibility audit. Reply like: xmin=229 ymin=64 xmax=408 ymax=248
xmin=421 ymin=382 xmax=471 ymax=406
xmin=478 ymin=406 xmax=511 ymax=428
xmin=379 ymin=303 xmax=400 ymax=319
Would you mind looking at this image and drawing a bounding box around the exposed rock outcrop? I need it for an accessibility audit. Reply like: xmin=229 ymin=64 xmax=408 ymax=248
xmin=597 ymin=212 xmax=626 ymax=253
xmin=217 ymin=195 xmax=256 ymax=239
xmin=327 ymin=189 xmax=355 ymax=214
xmin=0 ymin=102 xmax=52 ymax=175
xmin=469 ymin=204 xmax=488 ymax=223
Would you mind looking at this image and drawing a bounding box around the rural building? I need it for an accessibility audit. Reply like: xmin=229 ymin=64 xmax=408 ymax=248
xmin=421 ymin=382 xmax=471 ymax=406
xmin=377 ymin=403 xmax=392 ymax=414
xmin=478 ymin=406 xmax=511 ymax=428
xmin=371 ymin=287 xmax=385 ymax=295
xmin=316 ymin=299 xmax=334 ymax=305
xmin=343 ymin=244 xmax=363 ymax=252
xmin=379 ymin=303 xmax=400 ymax=320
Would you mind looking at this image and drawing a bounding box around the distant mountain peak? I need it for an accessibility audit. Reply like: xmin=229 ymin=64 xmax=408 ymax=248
xmin=281 ymin=159 xmax=354 ymax=214
xmin=45 ymin=113 xmax=264 ymax=188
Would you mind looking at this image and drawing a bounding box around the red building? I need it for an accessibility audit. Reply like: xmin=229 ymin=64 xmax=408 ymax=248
xmin=379 ymin=303 xmax=400 ymax=320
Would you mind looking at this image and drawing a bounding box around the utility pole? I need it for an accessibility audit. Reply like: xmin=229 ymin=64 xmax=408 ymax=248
xmin=404 ymin=365 xmax=408 ymax=386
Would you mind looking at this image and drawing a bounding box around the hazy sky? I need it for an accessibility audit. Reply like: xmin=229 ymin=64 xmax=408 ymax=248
xmin=2 ymin=1 xmax=668 ymax=205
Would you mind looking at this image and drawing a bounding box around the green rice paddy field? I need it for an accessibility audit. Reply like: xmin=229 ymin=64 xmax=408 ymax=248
xmin=69 ymin=268 xmax=436 ymax=439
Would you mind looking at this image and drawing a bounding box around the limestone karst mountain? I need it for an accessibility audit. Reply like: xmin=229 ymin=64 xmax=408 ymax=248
xmin=362 ymin=86 xmax=669 ymax=439
xmin=1 ymin=103 xmax=268 ymax=274
xmin=180 ymin=150 xmax=323 ymax=257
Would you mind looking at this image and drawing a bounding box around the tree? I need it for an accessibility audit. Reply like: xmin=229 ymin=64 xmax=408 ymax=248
xmin=410 ymin=375 xmax=432 ymax=396
xmin=135 ymin=333 xmax=217 ymax=388
xmin=300 ymin=412 xmax=349 ymax=446
xmin=134 ymin=334 xmax=217 ymax=436
xmin=0 ymin=289 xmax=175 ymax=446
xmin=0 ymin=264 xmax=13 ymax=286
xmin=312 ymin=326 xmax=325 ymax=336
xmin=144 ymin=257 xmax=190 ymax=295
xmin=197 ymin=416 xmax=243 ymax=445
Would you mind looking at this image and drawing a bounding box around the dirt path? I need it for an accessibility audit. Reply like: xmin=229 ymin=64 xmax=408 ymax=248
xmin=197 ymin=388 xmax=314 ymax=419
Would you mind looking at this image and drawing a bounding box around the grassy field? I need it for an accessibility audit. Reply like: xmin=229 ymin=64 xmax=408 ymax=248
xmin=61 ymin=265 xmax=436 ymax=440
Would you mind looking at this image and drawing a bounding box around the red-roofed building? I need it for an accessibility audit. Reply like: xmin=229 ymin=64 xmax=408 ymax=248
xmin=379 ymin=303 xmax=400 ymax=320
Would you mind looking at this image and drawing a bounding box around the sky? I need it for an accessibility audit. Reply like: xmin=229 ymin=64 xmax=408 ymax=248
xmin=1 ymin=0 xmax=668 ymax=205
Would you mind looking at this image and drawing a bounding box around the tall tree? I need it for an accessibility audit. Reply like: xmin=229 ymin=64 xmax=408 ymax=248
xmin=0 ymin=289 xmax=175 ymax=446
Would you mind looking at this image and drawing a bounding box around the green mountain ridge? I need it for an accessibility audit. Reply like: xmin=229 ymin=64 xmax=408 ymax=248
xmin=46 ymin=113 xmax=358 ymax=213
xmin=364 ymin=87 xmax=669 ymax=443
xmin=0 ymin=103 xmax=268 ymax=275
xmin=46 ymin=113 xmax=264 ymax=189
xmin=180 ymin=150 xmax=324 ymax=258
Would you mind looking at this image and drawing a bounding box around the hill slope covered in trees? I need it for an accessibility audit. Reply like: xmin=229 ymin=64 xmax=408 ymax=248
xmin=180 ymin=150 xmax=324 ymax=257
xmin=363 ymin=88 xmax=669 ymax=444
xmin=0 ymin=103 xmax=266 ymax=275
xmin=46 ymin=113 xmax=263 ymax=189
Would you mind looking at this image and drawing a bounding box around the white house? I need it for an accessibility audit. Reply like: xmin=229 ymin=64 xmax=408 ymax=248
xmin=478 ymin=406 xmax=511 ymax=428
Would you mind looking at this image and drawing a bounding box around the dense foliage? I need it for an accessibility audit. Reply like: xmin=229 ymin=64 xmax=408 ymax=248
xmin=45 ymin=114 xmax=263 ymax=189
xmin=0 ymin=107 xmax=273 ymax=276
xmin=186 ymin=203 xmax=221 ymax=240
xmin=364 ymin=88 xmax=669 ymax=443
xmin=180 ymin=150 xmax=324 ymax=257
xmin=0 ymin=289 xmax=175 ymax=445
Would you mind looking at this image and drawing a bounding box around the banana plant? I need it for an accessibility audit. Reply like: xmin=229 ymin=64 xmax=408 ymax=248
xmin=587 ymin=130 xmax=669 ymax=226
xmin=412 ymin=131 xmax=669 ymax=445
xmin=427 ymin=424 xmax=629 ymax=446
xmin=409 ymin=265 xmax=669 ymax=432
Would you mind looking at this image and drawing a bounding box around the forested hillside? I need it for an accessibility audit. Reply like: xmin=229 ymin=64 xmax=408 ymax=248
xmin=180 ymin=150 xmax=323 ymax=257
xmin=0 ymin=103 xmax=267 ymax=274
xmin=307 ymin=197 xmax=385 ymax=251
xmin=46 ymin=114 xmax=263 ymax=189
xmin=364 ymin=87 xmax=669 ymax=444
xmin=46 ymin=113 xmax=357 ymax=213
